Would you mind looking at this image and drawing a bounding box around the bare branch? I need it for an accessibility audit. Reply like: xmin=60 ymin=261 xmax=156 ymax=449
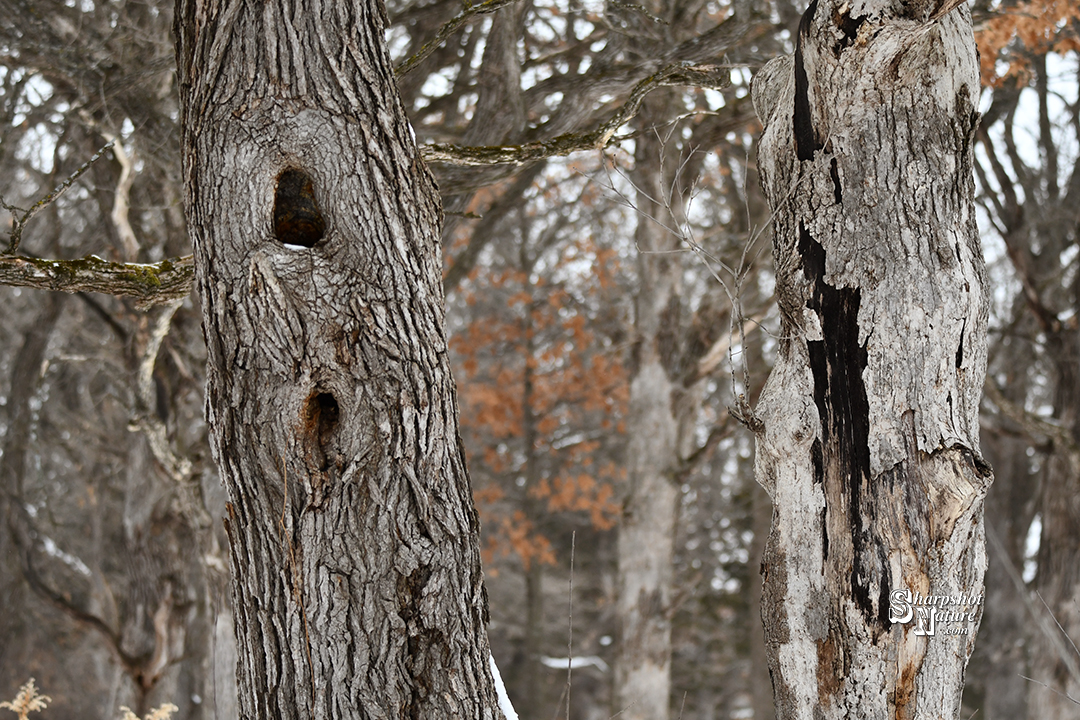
xmin=106 ymin=134 xmax=140 ymax=261
xmin=421 ymin=63 xmax=732 ymax=166
xmin=130 ymin=300 xmax=211 ymax=529
xmin=2 ymin=140 xmax=114 ymax=255
xmin=675 ymin=414 xmax=734 ymax=481
xmin=395 ymin=0 xmax=522 ymax=78
xmin=0 ymin=254 xmax=194 ymax=308
xmin=983 ymin=377 xmax=1080 ymax=477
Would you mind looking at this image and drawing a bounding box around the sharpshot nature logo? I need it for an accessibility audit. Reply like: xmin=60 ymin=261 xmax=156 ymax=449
xmin=889 ymin=589 xmax=983 ymax=637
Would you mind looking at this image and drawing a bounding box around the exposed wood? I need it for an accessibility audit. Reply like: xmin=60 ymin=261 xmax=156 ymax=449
xmin=751 ymin=1 xmax=992 ymax=717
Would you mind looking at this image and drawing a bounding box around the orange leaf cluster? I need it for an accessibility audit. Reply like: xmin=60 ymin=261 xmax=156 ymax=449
xmin=976 ymin=0 xmax=1080 ymax=85
xmin=482 ymin=511 xmax=558 ymax=571
xmin=531 ymin=473 xmax=620 ymax=530
xmin=453 ymin=232 xmax=630 ymax=568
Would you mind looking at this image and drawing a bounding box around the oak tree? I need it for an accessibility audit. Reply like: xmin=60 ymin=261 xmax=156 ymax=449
xmin=173 ymin=0 xmax=502 ymax=716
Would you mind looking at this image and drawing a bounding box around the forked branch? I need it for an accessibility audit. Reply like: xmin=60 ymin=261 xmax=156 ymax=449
xmin=2 ymin=140 xmax=114 ymax=255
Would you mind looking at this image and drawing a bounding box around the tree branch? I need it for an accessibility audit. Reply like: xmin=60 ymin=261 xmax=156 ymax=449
xmin=675 ymin=414 xmax=733 ymax=482
xmin=983 ymin=377 xmax=1080 ymax=476
xmin=421 ymin=63 xmax=732 ymax=166
xmin=2 ymin=140 xmax=114 ymax=255
xmin=0 ymin=254 xmax=194 ymax=308
xmin=395 ymin=0 xmax=522 ymax=78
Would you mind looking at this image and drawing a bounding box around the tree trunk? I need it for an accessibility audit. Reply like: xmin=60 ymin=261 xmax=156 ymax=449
xmin=1028 ymin=334 xmax=1080 ymax=720
xmin=174 ymin=1 xmax=501 ymax=717
xmin=964 ymin=347 xmax=1038 ymax=719
xmin=749 ymin=483 xmax=777 ymax=720
xmin=977 ymin=434 xmax=1036 ymax=720
xmin=751 ymin=2 xmax=992 ymax=718
xmin=0 ymin=293 xmax=66 ymax=671
xmin=614 ymin=96 xmax=682 ymax=720
xmin=520 ymin=269 xmax=545 ymax=720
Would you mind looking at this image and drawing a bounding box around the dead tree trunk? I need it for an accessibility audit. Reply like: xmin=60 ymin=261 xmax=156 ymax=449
xmin=751 ymin=1 xmax=992 ymax=717
xmin=174 ymin=1 xmax=501 ymax=717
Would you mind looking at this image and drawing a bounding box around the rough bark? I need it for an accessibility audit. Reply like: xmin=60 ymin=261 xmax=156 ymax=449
xmin=751 ymin=1 xmax=992 ymax=718
xmin=174 ymin=0 xmax=501 ymax=717
xmin=750 ymin=483 xmax=777 ymax=720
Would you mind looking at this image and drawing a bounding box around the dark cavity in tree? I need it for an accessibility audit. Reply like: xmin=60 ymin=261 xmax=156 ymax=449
xmin=834 ymin=9 xmax=866 ymax=55
xmin=274 ymin=169 xmax=325 ymax=247
xmin=309 ymin=392 xmax=340 ymax=437
xmin=304 ymin=391 xmax=340 ymax=472
xmin=955 ymin=320 xmax=965 ymax=368
xmin=830 ymin=158 xmax=843 ymax=205
xmin=798 ymin=222 xmax=880 ymax=628
xmin=793 ymin=0 xmax=823 ymax=162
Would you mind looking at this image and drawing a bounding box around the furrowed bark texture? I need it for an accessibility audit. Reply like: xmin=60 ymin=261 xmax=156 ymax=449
xmin=174 ymin=1 xmax=500 ymax=718
xmin=751 ymin=2 xmax=992 ymax=718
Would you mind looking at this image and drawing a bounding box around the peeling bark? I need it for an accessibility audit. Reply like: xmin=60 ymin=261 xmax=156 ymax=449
xmin=174 ymin=0 xmax=501 ymax=717
xmin=751 ymin=2 xmax=992 ymax=718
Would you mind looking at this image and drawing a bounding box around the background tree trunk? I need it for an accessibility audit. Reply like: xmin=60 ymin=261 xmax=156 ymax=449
xmin=751 ymin=2 xmax=992 ymax=717
xmin=614 ymin=95 xmax=683 ymax=720
xmin=174 ymin=0 xmax=501 ymax=717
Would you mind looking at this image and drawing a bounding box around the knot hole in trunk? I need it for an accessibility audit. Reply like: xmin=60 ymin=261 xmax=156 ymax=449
xmin=274 ymin=169 xmax=325 ymax=247
xmin=303 ymin=391 xmax=340 ymax=471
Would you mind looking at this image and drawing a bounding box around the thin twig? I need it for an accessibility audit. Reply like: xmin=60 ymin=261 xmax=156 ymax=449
xmin=395 ymin=0 xmax=522 ymax=78
xmin=1034 ymin=590 xmax=1080 ymax=680
xmin=607 ymin=0 xmax=668 ymax=24
xmin=422 ymin=64 xmax=731 ymax=166
xmin=1019 ymin=675 xmax=1080 ymax=706
xmin=607 ymin=700 xmax=638 ymax=719
xmin=2 ymin=140 xmax=114 ymax=255
xmin=986 ymin=527 xmax=1080 ymax=690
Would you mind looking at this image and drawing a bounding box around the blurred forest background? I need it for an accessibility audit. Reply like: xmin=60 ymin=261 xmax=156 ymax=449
xmin=0 ymin=0 xmax=1078 ymax=718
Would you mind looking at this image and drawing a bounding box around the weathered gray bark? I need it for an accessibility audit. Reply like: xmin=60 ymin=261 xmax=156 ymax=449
xmin=174 ymin=0 xmax=501 ymax=717
xmin=751 ymin=1 xmax=992 ymax=717
xmin=750 ymin=484 xmax=778 ymax=720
